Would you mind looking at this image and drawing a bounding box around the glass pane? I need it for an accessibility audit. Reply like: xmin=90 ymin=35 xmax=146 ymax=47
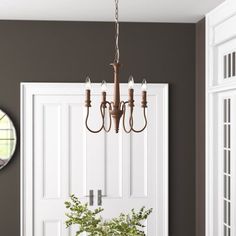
xmin=228 ymin=54 xmax=231 ymax=78
xmin=228 ymin=176 xmax=231 ymax=200
xmin=224 ymin=175 xmax=227 ymax=199
xmin=224 ymin=150 xmax=227 ymax=173
xmin=233 ymin=52 xmax=236 ymax=77
xmin=224 ymin=99 xmax=227 ymax=122
xmin=224 ymin=55 xmax=227 ymax=79
xmin=224 ymin=200 xmax=227 ymax=224
xmin=224 ymin=125 xmax=227 ymax=148
xmin=0 ymin=110 xmax=17 ymax=170
xmin=228 ymin=151 xmax=230 ymax=175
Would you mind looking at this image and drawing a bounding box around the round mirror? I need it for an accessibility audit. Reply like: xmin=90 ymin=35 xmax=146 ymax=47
xmin=0 ymin=110 xmax=17 ymax=170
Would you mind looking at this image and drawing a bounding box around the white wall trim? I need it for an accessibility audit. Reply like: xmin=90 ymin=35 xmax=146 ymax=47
xmin=20 ymin=82 xmax=169 ymax=236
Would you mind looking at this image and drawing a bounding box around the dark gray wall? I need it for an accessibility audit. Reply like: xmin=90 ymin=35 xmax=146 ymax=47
xmin=0 ymin=21 xmax=196 ymax=236
xmin=196 ymin=19 xmax=205 ymax=236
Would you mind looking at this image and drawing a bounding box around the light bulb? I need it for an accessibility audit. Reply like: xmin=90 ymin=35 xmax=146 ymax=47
xmin=101 ymin=80 xmax=107 ymax=92
xmin=141 ymin=79 xmax=147 ymax=91
xmin=128 ymin=76 xmax=134 ymax=89
xmin=85 ymin=76 xmax=91 ymax=90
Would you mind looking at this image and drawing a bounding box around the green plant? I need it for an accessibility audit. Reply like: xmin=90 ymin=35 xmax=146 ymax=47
xmin=65 ymin=195 xmax=152 ymax=236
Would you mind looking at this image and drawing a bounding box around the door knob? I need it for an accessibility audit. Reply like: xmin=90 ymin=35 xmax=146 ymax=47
xmin=85 ymin=190 xmax=94 ymax=206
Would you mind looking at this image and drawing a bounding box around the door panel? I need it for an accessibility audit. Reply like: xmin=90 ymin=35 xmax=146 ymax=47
xmin=21 ymin=83 xmax=168 ymax=236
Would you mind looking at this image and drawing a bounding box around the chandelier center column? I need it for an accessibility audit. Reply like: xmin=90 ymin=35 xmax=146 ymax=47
xmin=110 ymin=62 xmax=123 ymax=133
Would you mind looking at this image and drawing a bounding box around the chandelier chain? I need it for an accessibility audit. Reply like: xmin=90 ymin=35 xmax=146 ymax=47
xmin=114 ymin=0 xmax=120 ymax=63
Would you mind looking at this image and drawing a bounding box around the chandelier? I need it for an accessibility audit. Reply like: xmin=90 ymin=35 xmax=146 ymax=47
xmin=84 ymin=0 xmax=148 ymax=133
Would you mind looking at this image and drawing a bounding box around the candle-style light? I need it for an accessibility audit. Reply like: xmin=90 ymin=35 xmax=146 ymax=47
xmin=85 ymin=76 xmax=91 ymax=107
xmin=101 ymin=80 xmax=107 ymax=107
xmin=84 ymin=0 xmax=148 ymax=133
xmin=101 ymin=80 xmax=107 ymax=92
xmin=128 ymin=76 xmax=134 ymax=108
xmin=85 ymin=76 xmax=91 ymax=90
xmin=128 ymin=76 xmax=134 ymax=89
xmin=141 ymin=79 xmax=147 ymax=108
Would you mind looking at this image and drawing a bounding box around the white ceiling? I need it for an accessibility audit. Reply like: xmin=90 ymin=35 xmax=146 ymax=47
xmin=0 ymin=0 xmax=225 ymax=23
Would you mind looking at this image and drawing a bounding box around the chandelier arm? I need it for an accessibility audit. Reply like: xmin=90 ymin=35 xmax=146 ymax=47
xmin=122 ymin=102 xmax=132 ymax=133
xmin=103 ymin=102 xmax=112 ymax=133
xmin=131 ymin=108 xmax=148 ymax=133
xmin=129 ymin=107 xmax=134 ymax=129
xmin=85 ymin=105 xmax=105 ymax=133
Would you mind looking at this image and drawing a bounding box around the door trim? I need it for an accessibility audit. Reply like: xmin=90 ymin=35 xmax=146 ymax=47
xmin=21 ymin=83 xmax=169 ymax=236
xmin=206 ymin=1 xmax=236 ymax=235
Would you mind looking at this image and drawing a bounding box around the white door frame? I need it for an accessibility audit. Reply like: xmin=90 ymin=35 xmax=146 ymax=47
xmin=20 ymin=83 xmax=169 ymax=236
xmin=206 ymin=1 xmax=236 ymax=235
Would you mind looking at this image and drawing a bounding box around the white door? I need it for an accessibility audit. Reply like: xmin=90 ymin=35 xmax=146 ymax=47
xmin=21 ymin=83 xmax=168 ymax=236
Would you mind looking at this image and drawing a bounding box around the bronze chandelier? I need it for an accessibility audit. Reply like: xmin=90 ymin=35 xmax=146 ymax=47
xmin=84 ymin=0 xmax=148 ymax=134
